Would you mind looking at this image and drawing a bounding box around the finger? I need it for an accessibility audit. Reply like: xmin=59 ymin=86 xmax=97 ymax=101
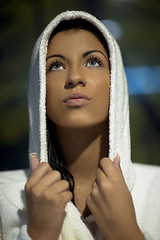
xmin=90 ymin=180 xmax=100 ymax=201
xmin=48 ymin=179 xmax=70 ymax=194
xmin=95 ymin=168 xmax=112 ymax=196
xmin=33 ymin=170 xmax=62 ymax=191
xmin=113 ymin=155 xmax=120 ymax=171
xmin=60 ymin=191 xmax=73 ymax=203
xmin=27 ymin=162 xmax=53 ymax=187
xmin=86 ymin=192 xmax=100 ymax=216
xmin=113 ymin=155 xmax=124 ymax=178
xmin=30 ymin=153 xmax=40 ymax=172
xmin=96 ymin=168 xmax=106 ymax=185
xmin=86 ymin=194 xmax=95 ymax=212
xmin=100 ymin=157 xmax=116 ymax=178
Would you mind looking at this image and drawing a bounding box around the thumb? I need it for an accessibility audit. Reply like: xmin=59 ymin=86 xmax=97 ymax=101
xmin=30 ymin=153 xmax=40 ymax=172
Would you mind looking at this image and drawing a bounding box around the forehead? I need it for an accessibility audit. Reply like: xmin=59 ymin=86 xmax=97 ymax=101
xmin=47 ymin=29 xmax=107 ymax=54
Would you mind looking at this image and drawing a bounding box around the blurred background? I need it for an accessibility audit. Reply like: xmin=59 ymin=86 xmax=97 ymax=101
xmin=0 ymin=0 xmax=160 ymax=171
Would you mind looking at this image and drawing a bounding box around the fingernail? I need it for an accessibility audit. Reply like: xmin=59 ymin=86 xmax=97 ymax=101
xmin=30 ymin=152 xmax=38 ymax=159
xmin=116 ymin=154 xmax=120 ymax=161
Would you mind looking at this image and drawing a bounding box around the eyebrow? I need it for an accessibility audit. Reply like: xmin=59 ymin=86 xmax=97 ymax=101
xmin=46 ymin=54 xmax=65 ymax=61
xmin=83 ymin=50 xmax=107 ymax=60
xmin=46 ymin=50 xmax=107 ymax=61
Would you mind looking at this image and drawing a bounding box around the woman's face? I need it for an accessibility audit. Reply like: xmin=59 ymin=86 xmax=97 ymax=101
xmin=46 ymin=28 xmax=110 ymax=129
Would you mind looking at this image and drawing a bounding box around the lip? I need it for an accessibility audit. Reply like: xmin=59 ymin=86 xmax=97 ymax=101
xmin=63 ymin=92 xmax=91 ymax=106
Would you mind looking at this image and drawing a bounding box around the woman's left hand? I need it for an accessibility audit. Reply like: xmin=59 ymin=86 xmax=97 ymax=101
xmin=86 ymin=156 xmax=144 ymax=240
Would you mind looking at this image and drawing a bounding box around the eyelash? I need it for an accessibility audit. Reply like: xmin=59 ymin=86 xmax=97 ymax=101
xmin=48 ymin=60 xmax=64 ymax=72
xmin=47 ymin=55 xmax=103 ymax=72
xmin=86 ymin=56 xmax=102 ymax=66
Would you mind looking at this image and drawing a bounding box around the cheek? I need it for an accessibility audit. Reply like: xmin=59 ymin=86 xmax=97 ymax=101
xmin=46 ymin=80 xmax=62 ymax=123
xmin=96 ymin=92 xmax=110 ymax=121
xmin=101 ymin=79 xmax=110 ymax=107
xmin=92 ymin=74 xmax=110 ymax=118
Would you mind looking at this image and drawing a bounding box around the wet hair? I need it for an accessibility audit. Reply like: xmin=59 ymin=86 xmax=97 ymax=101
xmin=47 ymin=117 xmax=75 ymax=199
xmin=47 ymin=18 xmax=110 ymax=203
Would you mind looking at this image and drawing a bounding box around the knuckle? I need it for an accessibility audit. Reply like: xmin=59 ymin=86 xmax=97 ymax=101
xmin=100 ymin=157 xmax=108 ymax=163
xmin=61 ymin=193 xmax=71 ymax=204
xmin=25 ymin=181 xmax=30 ymax=193
xmin=25 ymin=180 xmax=36 ymax=195
xmin=65 ymin=191 xmax=73 ymax=202
xmin=53 ymin=195 xmax=63 ymax=207
xmin=40 ymin=162 xmax=51 ymax=170
xmin=100 ymin=157 xmax=107 ymax=168
xmin=91 ymin=189 xmax=97 ymax=199
xmin=43 ymin=190 xmax=67 ymax=208
xmin=30 ymin=186 xmax=41 ymax=199
xmin=60 ymin=191 xmax=73 ymax=206
xmin=100 ymin=157 xmax=111 ymax=167
xmin=52 ymin=170 xmax=61 ymax=180
xmin=92 ymin=181 xmax=97 ymax=189
xmin=97 ymin=178 xmax=112 ymax=193
xmin=68 ymin=191 xmax=73 ymax=200
xmin=91 ymin=183 xmax=98 ymax=198
xmin=43 ymin=190 xmax=59 ymax=205
xmin=62 ymin=180 xmax=69 ymax=189
xmin=99 ymin=180 xmax=107 ymax=190
xmin=103 ymin=181 xmax=113 ymax=194
xmin=25 ymin=181 xmax=41 ymax=200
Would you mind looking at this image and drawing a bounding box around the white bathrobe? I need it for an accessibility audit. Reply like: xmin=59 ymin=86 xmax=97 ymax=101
xmin=0 ymin=10 xmax=160 ymax=240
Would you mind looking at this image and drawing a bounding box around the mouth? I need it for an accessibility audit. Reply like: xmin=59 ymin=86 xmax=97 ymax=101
xmin=63 ymin=92 xmax=91 ymax=106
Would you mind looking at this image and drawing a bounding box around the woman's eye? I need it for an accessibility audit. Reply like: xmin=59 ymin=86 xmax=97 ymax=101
xmin=86 ymin=58 xmax=102 ymax=67
xmin=50 ymin=62 xmax=64 ymax=71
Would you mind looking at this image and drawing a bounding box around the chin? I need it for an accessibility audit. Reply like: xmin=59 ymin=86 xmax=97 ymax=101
xmin=55 ymin=118 xmax=108 ymax=131
xmin=50 ymin=111 xmax=108 ymax=130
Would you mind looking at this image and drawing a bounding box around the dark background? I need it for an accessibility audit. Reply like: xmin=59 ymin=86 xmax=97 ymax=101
xmin=0 ymin=0 xmax=160 ymax=170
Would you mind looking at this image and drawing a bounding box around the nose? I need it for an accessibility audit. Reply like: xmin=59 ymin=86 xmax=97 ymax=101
xmin=64 ymin=66 xmax=86 ymax=89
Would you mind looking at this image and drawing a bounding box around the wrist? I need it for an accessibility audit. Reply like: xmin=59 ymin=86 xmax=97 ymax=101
xmin=27 ymin=226 xmax=59 ymax=240
xmin=103 ymin=222 xmax=145 ymax=240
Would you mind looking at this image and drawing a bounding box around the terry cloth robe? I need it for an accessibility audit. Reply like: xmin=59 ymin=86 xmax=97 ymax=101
xmin=0 ymin=10 xmax=160 ymax=240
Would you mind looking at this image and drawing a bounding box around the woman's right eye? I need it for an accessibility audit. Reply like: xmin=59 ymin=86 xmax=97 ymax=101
xmin=50 ymin=61 xmax=64 ymax=71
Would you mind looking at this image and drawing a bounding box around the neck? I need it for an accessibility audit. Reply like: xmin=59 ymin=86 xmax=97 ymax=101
xmin=55 ymin=121 xmax=109 ymax=181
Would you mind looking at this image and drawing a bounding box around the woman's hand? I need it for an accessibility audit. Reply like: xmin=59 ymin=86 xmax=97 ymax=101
xmin=86 ymin=156 xmax=144 ymax=240
xmin=25 ymin=154 xmax=73 ymax=240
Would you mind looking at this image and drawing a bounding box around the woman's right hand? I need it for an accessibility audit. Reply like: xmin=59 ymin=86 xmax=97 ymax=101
xmin=25 ymin=154 xmax=73 ymax=240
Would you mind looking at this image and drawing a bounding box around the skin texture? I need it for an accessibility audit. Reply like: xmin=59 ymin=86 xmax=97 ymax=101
xmin=25 ymin=29 xmax=144 ymax=240
xmin=87 ymin=156 xmax=144 ymax=240
xmin=26 ymin=155 xmax=73 ymax=240
xmin=46 ymin=29 xmax=110 ymax=129
xmin=46 ymin=29 xmax=110 ymax=217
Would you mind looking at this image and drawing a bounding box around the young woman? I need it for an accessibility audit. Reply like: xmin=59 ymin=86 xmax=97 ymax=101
xmin=0 ymin=10 xmax=160 ymax=240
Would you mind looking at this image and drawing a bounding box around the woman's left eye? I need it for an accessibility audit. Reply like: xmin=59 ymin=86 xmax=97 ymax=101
xmin=86 ymin=57 xmax=102 ymax=67
xmin=51 ymin=62 xmax=63 ymax=71
xmin=48 ymin=60 xmax=64 ymax=71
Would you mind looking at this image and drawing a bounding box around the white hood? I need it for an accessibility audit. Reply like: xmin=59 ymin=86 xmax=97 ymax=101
xmin=28 ymin=10 xmax=135 ymax=191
